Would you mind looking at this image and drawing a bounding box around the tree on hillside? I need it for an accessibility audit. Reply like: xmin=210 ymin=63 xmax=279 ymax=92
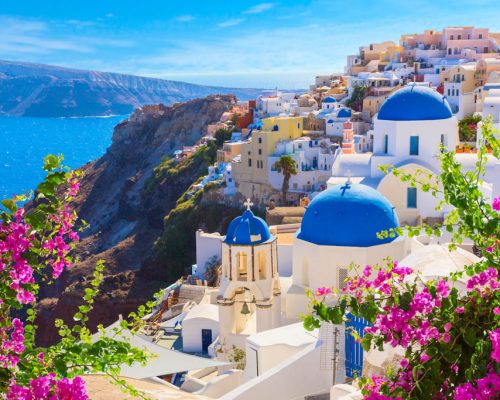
xmin=214 ymin=127 xmax=234 ymax=147
xmin=345 ymin=86 xmax=367 ymax=111
xmin=273 ymin=155 xmax=298 ymax=205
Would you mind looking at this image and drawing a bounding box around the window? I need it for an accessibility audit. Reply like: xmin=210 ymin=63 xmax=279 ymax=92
xmin=248 ymin=158 xmax=252 ymax=167
xmin=409 ymin=136 xmax=419 ymax=156
xmin=448 ymin=89 xmax=451 ymax=96
xmin=448 ymin=48 xmax=452 ymax=55
xmin=458 ymin=35 xmax=461 ymax=40
xmin=407 ymin=187 xmax=417 ymax=209
xmin=479 ymin=33 xmax=483 ymax=39
xmin=450 ymin=35 xmax=454 ymax=40
xmin=258 ymin=149 xmax=262 ymax=155
xmin=237 ymin=252 xmax=248 ymax=280
xmin=258 ymin=137 xmax=262 ymax=144
xmin=298 ymin=122 xmax=301 ymax=129
xmin=384 ymin=134 xmax=389 ymax=154
xmin=440 ymin=134 xmax=445 ymax=151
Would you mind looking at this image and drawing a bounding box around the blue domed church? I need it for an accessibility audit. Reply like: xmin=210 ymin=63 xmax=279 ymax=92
xmin=331 ymin=84 xmax=458 ymax=226
xmin=285 ymin=181 xmax=409 ymax=317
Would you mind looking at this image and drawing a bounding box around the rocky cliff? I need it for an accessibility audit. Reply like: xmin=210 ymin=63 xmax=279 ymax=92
xmin=36 ymin=95 xmax=243 ymax=345
xmin=0 ymin=60 xmax=261 ymax=117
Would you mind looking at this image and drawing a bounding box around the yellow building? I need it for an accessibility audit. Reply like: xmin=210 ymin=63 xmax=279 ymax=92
xmin=232 ymin=116 xmax=304 ymax=204
xmin=217 ymin=141 xmax=243 ymax=163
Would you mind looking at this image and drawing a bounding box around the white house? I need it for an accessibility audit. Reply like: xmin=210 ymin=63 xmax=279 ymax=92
xmin=268 ymin=136 xmax=335 ymax=194
xmin=330 ymin=84 xmax=459 ymax=225
xmin=182 ymin=304 xmax=220 ymax=354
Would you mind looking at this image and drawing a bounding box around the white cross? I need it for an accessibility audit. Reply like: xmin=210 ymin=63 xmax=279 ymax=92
xmin=346 ymin=170 xmax=352 ymax=185
xmin=244 ymin=198 xmax=254 ymax=210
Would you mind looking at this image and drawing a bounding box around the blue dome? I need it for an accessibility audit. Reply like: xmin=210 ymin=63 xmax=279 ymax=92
xmin=337 ymin=108 xmax=352 ymax=118
xmin=224 ymin=209 xmax=271 ymax=245
xmin=327 ymin=119 xmax=334 ymax=124
xmin=297 ymin=183 xmax=399 ymax=247
xmin=378 ymin=84 xmax=452 ymax=121
xmin=323 ymin=96 xmax=337 ymax=103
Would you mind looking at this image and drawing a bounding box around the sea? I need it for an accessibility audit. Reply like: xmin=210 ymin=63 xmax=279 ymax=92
xmin=0 ymin=115 xmax=126 ymax=200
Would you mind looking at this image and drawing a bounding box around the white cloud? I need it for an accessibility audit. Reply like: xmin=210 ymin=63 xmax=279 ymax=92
xmin=243 ymin=3 xmax=274 ymax=14
xmin=0 ymin=15 xmax=134 ymax=56
xmin=217 ymin=18 xmax=244 ymax=28
xmin=174 ymin=15 xmax=196 ymax=22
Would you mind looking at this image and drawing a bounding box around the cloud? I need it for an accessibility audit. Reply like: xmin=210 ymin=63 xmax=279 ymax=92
xmin=174 ymin=15 xmax=196 ymax=22
xmin=243 ymin=3 xmax=274 ymax=14
xmin=0 ymin=15 xmax=134 ymax=56
xmin=217 ymin=18 xmax=244 ymax=28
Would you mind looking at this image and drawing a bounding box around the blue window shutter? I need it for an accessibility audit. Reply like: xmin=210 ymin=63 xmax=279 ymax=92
xmin=410 ymin=136 xmax=419 ymax=155
xmin=407 ymin=187 xmax=417 ymax=208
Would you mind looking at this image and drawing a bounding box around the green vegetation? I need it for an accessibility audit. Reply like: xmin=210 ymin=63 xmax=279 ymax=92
xmin=228 ymin=345 xmax=246 ymax=370
xmin=214 ymin=126 xmax=235 ymax=147
xmin=143 ymin=141 xmax=217 ymax=195
xmin=273 ymin=155 xmax=298 ymax=205
xmin=458 ymin=114 xmax=482 ymax=142
xmin=152 ymin=189 xmax=242 ymax=282
xmin=345 ymin=86 xmax=367 ymax=111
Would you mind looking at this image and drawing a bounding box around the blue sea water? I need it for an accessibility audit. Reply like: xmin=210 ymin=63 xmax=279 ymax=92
xmin=0 ymin=115 xmax=126 ymax=199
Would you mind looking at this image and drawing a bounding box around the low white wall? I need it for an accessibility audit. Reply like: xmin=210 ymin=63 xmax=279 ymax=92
xmin=195 ymin=369 xmax=244 ymax=398
xmin=220 ymin=342 xmax=331 ymax=400
xmin=196 ymin=231 xmax=222 ymax=278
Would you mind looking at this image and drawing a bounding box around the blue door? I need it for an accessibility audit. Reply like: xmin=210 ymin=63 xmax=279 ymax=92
xmin=345 ymin=314 xmax=370 ymax=378
xmin=409 ymin=136 xmax=419 ymax=155
xmin=201 ymin=329 xmax=212 ymax=354
xmin=407 ymin=187 xmax=417 ymax=208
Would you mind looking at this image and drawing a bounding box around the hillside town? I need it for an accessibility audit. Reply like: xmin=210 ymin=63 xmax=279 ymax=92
xmin=84 ymin=26 xmax=500 ymax=399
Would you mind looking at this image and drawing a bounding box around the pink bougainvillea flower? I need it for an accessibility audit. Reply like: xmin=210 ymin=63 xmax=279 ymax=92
xmin=492 ymin=196 xmax=500 ymax=211
xmin=315 ymin=287 xmax=332 ymax=296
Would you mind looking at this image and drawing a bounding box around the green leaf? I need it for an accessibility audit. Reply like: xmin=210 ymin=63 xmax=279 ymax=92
xmin=1 ymin=198 xmax=17 ymax=213
xmin=43 ymin=154 xmax=61 ymax=171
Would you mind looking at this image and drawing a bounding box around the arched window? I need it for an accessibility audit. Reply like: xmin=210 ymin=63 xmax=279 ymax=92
xmin=237 ymin=252 xmax=248 ymax=280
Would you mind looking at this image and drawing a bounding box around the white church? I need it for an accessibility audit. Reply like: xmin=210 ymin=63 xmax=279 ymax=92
xmin=149 ymin=85 xmax=499 ymax=400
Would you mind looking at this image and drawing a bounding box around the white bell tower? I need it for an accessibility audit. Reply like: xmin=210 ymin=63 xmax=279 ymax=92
xmin=217 ymin=199 xmax=281 ymax=349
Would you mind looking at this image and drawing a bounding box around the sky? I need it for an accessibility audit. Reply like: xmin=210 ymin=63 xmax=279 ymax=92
xmin=1 ymin=0 xmax=500 ymax=89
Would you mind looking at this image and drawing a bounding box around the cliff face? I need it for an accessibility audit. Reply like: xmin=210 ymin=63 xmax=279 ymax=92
xmin=0 ymin=60 xmax=261 ymax=117
xmin=36 ymin=95 xmax=239 ymax=345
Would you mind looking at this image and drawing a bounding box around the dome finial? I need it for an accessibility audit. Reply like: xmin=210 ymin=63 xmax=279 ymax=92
xmin=244 ymin=198 xmax=254 ymax=210
xmin=346 ymin=169 xmax=352 ymax=185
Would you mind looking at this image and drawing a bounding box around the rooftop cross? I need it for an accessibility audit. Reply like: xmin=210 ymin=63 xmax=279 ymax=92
xmin=244 ymin=198 xmax=254 ymax=210
xmin=346 ymin=170 xmax=352 ymax=185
